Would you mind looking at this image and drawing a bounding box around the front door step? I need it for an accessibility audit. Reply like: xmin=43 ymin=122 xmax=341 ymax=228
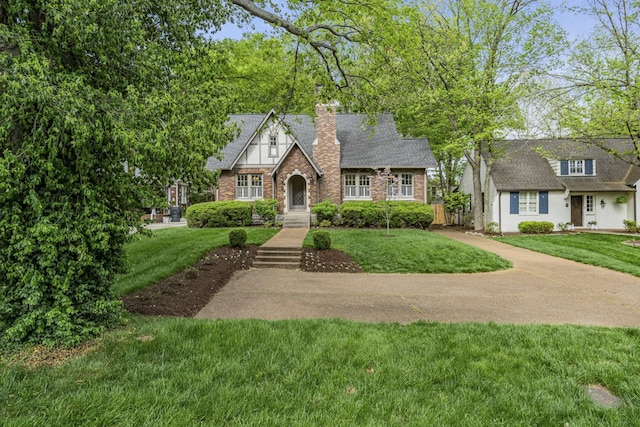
xmin=283 ymin=213 xmax=310 ymax=228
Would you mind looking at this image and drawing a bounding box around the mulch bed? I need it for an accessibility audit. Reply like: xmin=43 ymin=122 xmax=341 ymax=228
xmin=122 ymin=245 xmax=362 ymax=317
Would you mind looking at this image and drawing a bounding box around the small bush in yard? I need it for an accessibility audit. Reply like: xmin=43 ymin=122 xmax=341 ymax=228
xmin=184 ymin=266 xmax=200 ymax=279
xmin=623 ymin=219 xmax=638 ymax=232
xmin=518 ymin=221 xmax=554 ymax=234
xmin=313 ymin=231 xmax=331 ymax=250
xmin=229 ymin=229 xmax=247 ymax=248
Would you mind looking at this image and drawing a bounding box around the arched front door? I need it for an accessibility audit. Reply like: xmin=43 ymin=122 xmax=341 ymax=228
xmin=288 ymin=175 xmax=307 ymax=211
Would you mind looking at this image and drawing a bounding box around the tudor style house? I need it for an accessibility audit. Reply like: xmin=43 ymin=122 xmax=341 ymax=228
xmin=459 ymin=139 xmax=640 ymax=232
xmin=206 ymin=103 xmax=436 ymax=215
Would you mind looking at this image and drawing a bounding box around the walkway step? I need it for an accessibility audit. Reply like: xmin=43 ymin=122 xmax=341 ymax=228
xmin=254 ymin=246 xmax=301 ymax=269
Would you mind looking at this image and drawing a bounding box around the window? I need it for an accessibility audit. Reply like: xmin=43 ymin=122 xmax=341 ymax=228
xmin=344 ymin=174 xmax=356 ymax=197
xmin=344 ymin=173 xmax=371 ymax=199
xmin=401 ymin=174 xmax=413 ymax=197
xmin=269 ymin=135 xmax=278 ymax=157
xmin=586 ymin=195 xmax=594 ymax=212
xmin=519 ymin=191 xmax=538 ymax=214
xmin=569 ymin=160 xmax=583 ymax=175
xmin=359 ymin=175 xmax=370 ymax=197
xmin=236 ymin=174 xmax=263 ymax=200
xmin=388 ymin=173 xmax=414 ymax=198
xmin=180 ymin=186 xmax=188 ymax=205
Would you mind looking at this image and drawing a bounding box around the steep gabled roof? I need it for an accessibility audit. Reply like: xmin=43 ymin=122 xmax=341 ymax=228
xmin=205 ymin=113 xmax=273 ymax=171
xmin=206 ymin=111 xmax=436 ymax=171
xmin=488 ymin=139 xmax=640 ymax=192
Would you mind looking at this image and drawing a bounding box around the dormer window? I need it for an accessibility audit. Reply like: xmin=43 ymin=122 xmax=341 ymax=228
xmin=569 ymin=160 xmax=583 ymax=175
xmin=560 ymin=159 xmax=594 ymax=176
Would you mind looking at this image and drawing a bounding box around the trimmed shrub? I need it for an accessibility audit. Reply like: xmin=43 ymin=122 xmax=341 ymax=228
xmin=484 ymin=222 xmax=499 ymax=234
xmin=186 ymin=201 xmax=253 ymax=228
xmin=518 ymin=221 xmax=554 ymax=234
xmin=229 ymin=229 xmax=247 ymax=248
xmin=313 ymin=230 xmax=331 ymax=250
xmin=312 ymin=200 xmax=338 ymax=223
xmin=255 ymin=198 xmax=278 ymax=222
xmin=623 ymin=219 xmax=638 ymax=232
xmin=340 ymin=201 xmax=434 ymax=229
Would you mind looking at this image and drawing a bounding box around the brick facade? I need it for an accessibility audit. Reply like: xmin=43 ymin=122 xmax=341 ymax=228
xmin=313 ymin=102 xmax=342 ymax=206
xmin=218 ymin=168 xmax=274 ymax=201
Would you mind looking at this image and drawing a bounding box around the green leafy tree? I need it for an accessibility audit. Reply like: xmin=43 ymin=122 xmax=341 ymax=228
xmin=359 ymin=0 xmax=565 ymax=230
xmin=554 ymin=0 xmax=640 ymax=165
xmin=0 ymin=1 xmax=239 ymax=346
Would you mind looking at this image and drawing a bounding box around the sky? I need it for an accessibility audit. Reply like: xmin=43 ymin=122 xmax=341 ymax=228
xmin=213 ymin=1 xmax=600 ymax=42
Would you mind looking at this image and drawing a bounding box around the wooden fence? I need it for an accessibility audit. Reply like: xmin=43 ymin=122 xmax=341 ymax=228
xmin=430 ymin=204 xmax=446 ymax=225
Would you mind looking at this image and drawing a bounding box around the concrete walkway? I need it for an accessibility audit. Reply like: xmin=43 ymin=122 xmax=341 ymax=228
xmin=196 ymin=229 xmax=640 ymax=327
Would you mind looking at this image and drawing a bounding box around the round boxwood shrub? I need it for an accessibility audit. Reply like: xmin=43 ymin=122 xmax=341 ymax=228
xmin=229 ymin=229 xmax=248 ymax=248
xmin=313 ymin=230 xmax=331 ymax=250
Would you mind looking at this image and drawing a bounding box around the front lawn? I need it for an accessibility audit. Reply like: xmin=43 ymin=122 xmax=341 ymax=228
xmin=496 ymin=233 xmax=640 ymax=277
xmin=114 ymin=227 xmax=279 ymax=296
xmin=2 ymin=318 xmax=639 ymax=425
xmin=304 ymin=228 xmax=511 ymax=273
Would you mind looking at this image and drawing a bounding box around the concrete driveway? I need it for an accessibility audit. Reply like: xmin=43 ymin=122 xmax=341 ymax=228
xmin=196 ymin=229 xmax=640 ymax=327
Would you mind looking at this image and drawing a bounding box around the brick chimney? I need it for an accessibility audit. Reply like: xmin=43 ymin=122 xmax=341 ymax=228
xmin=314 ymin=100 xmax=341 ymax=206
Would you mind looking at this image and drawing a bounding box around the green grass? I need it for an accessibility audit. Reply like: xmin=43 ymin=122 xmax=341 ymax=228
xmin=113 ymin=227 xmax=279 ymax=296
xmin=496 ymin=233 xmax=640 ymax=277
xmin=304 ymin=228 xmax=511 ymax=273
xmin=3 ymin=317 xmax=640 ymax=425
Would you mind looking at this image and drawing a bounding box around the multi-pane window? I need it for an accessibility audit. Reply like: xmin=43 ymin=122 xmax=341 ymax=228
xmin=569 ymin=160 xmax=584 ymax=175
xmin=586 ymin=195 xmax=594 ymax=212
xmin=269 ymin=135 xmax=278 ymax=157
xmin=251 ymin=175 xmax=263 ymax=198
xmin=519 ymin=191 xmax=538 ymax=214
xmin=344 ymin=174 xmax=357 ymax=197
xmin=401 ymin=174 xmax=413 ymax=197
xmin=344 ymin=173 xmax=371 ymax=199
xmin=236 ymin=174 xmax=263 ymax=200
xmin=388 ymin=173 xmax=414 ymax=198
xmin=359 ymin=175 xmax=370 ymax=197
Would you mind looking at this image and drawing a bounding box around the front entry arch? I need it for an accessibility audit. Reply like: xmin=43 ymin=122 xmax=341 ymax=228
xmin=288 ymin=175 xmax=307 ymax=211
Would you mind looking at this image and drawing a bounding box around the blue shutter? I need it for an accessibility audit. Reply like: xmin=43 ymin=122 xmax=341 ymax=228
xmin=510 ymin=192 xmax=519 ymax=214
xmin=560 ymin=160 xmax=568 ymax=175
xmin=585 ymin=159 xmax=594 ymax=175
xmin=539 ymin=191 xmax=548 ymax=214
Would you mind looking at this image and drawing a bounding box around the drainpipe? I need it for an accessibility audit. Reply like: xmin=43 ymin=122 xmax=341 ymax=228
xmin=424 ymin=170 xmax=427 ymax=204
xmin=498 ymin=192 xmax=502 ymax=232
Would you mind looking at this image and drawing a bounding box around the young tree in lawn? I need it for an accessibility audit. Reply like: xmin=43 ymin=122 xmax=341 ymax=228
xmin=372 ymin=167 xmax=401 ymax=237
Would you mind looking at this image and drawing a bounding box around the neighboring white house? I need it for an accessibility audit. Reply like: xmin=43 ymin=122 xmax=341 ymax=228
xmin=459 ymin=139 xmax=640 ymax=232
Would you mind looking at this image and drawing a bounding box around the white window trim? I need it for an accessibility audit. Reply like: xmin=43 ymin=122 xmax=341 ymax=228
xmin=586 ymin=194 xmax=594 ymax=213
xmin=569 ymin=160 xmax=584 ymax=176
xmin=344 ymin=173 xmax=372 ymax=200
xmin=519 ymin=191 xmax=538 ymax=215
xmin=387 ymin=173 xmax=415 ymax=200
xmin=236 ymin=174 xmax=263 ymax=200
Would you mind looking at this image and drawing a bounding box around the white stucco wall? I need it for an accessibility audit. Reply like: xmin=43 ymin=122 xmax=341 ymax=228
xmin=237 ymin=120 xmax=293 ymax=167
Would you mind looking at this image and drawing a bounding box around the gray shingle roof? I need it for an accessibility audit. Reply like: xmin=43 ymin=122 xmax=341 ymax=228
xmin=206 ymin=112 xmax=436 ymax=171
xmin=488 ymin=139 xmax=640 ymax=192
